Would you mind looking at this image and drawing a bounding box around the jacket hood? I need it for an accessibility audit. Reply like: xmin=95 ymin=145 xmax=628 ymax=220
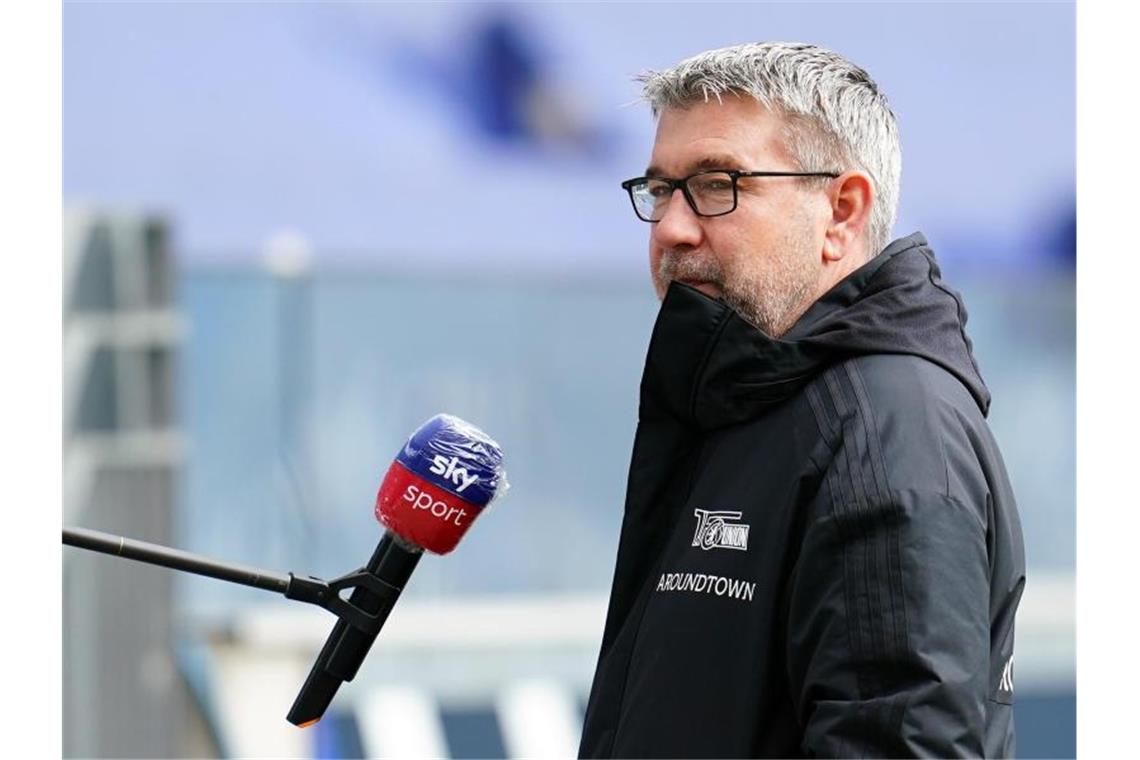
xmin=641 ymin=232 xmax=990 ymax=429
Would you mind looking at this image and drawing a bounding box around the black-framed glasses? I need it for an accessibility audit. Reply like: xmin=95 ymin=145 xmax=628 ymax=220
xmin=620 ymin=169 xmax=840 ymax=222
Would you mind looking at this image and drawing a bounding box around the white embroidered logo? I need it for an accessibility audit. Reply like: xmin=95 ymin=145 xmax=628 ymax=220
xmin=692 ymin=509 xmax=750 ymax=551
xmin=999 ymin=656 xmax=1014 ymax=693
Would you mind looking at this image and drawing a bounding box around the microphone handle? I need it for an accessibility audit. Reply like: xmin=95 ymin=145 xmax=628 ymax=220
xmin=286 ymin=532 xmax=421 ymax=727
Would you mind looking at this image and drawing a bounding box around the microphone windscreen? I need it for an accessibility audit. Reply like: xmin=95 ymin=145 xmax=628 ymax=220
xmin=375 ymin=414 xmax=507 ymax=554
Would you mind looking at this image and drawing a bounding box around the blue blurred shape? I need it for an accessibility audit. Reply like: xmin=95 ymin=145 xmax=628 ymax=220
xmin=467 ymin=11 xmax=540 ymax=141
xmin=1050 ymin=206 xmax=1077 ymax=268
xmin=1014 ymin=692 xmax=1076 ymax=758
xmin=312 ymin=710 xmax=365 ymax=759
xmin=383 ymin=4 xmax=612 ymax=158
xmin=441 ymin=705 xmax=508 ymax=758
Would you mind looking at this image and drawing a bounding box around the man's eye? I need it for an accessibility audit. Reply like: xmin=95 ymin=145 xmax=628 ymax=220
xmin=646 ymin=182 xmax=673 ymax=198
xmin=693 ymin=177 xmax=733 ymax=193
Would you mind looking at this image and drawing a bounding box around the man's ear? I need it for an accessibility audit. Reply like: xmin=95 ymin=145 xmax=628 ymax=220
xmin=822 ymin=171 xmax=874 ymax=262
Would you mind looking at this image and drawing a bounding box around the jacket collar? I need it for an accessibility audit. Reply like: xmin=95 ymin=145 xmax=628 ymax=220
xmin=639 ymin=233 xmax=990 ymax=430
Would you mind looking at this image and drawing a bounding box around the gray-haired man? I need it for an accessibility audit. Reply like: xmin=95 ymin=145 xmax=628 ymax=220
xmin=579 ymin=42 xmax=1024 ymax=757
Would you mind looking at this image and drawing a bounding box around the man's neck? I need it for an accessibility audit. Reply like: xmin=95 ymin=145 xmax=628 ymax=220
xmin=771 ymin=249 xmax=871 ymax=338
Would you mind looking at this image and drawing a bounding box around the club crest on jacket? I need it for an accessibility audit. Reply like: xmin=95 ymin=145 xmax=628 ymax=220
xmin=691 ymin=509 xmax=750 ymax=551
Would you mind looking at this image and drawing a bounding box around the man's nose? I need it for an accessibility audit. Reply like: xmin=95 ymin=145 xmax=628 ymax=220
xmin=652 ymin=189 xmax=703 ymax=248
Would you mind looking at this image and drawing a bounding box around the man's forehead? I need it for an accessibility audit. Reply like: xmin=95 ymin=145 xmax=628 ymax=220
xmin=645 ymin=152 xmax=750 ymax=177
xmin=646 ymin=100 xmax=788 ymax=176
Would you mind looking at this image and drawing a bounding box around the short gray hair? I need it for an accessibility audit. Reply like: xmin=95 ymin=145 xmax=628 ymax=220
xmin=638 ymin=42 xmax=901 ymax=256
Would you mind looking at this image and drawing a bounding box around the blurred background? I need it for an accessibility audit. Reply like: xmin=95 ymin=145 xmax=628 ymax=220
xmin=62 ymin=2 xmax=1074 ymax=758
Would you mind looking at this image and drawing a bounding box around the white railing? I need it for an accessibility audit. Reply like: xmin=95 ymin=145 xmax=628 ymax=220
xmin=196 ymin=574 xmax=1073 ymax=758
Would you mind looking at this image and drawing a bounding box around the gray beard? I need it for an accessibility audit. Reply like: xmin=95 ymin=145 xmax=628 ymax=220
xmin=656 ymin=244 xmax=818 ymax=338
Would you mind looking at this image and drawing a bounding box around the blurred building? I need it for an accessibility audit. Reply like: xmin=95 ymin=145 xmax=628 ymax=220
xmin=62 ymin=210 xmax=215 ymax=757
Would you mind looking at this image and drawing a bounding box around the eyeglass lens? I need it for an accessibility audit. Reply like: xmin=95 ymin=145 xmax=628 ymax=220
xmin=631 ymin=172 xmax=736 ymax=221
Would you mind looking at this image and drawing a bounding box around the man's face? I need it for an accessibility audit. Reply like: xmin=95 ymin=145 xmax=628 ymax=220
xmin=646 ymin=97 xmax=833 ymax=337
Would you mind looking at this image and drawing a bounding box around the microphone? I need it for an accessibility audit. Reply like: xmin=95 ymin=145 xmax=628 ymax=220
xmin=286 ymin=413 xmax=507 ymax=727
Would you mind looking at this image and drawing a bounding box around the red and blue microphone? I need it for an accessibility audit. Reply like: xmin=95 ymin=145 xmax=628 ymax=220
xmin=62 ymin=413 xmax=507 ymax=728
xmin=287 ymin=413 xmax=507 ymax=726
xmin=375 ymin=413 xmax=505 ymax=554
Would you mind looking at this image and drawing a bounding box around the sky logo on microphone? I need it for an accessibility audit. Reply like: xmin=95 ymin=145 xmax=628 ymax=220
xmin=428 ymin=455 xmax=479 ymax=493
xmin=395 ymin=414 xmax=502 ymax=505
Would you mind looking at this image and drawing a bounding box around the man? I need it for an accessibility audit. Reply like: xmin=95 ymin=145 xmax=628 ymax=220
xmin=579 ymin=42 xmax=1025 ymax=758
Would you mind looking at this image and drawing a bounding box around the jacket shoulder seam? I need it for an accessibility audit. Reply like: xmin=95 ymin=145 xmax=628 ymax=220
xmin=845 ymin=355 xmax=954 ymax=498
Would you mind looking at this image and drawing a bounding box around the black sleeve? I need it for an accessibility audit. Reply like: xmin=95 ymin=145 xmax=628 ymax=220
xmin=784 ymin=483 xmax=992 ymax=757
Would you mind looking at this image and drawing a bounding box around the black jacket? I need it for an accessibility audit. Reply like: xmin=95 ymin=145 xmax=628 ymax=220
xmin=579 ymin=233 xmax=1026 ymax=758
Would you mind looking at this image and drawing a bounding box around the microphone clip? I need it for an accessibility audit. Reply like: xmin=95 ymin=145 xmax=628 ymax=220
xmin=284 ymin=570 xmax=401 ymax=636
